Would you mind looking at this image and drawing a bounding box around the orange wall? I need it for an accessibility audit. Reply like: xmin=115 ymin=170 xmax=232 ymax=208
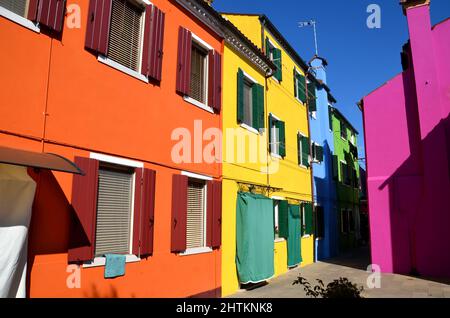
xmin=0 ymin=0 xmax=223 ymax=297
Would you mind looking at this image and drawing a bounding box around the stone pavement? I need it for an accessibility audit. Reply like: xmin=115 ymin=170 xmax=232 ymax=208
xmin=228 ymin=247 xmax=450 ymax=298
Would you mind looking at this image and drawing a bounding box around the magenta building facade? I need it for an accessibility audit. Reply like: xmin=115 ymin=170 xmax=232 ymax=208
xmin=361 ymin=0 xmax=450 ymax=278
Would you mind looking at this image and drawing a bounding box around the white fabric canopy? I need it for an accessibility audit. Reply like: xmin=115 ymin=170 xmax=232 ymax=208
xmin=0 ymin=164 xmax=36 ymax=298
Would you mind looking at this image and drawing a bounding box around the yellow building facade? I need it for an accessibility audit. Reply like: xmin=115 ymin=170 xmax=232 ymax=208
xmin=221 ymin=13 xmax=315 ymax=297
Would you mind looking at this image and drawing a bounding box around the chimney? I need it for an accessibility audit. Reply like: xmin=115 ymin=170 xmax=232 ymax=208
xmin=400 ymin=0 xmax=430 ymax=15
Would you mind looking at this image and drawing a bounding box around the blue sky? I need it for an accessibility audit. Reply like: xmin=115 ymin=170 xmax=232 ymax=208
xmin=212 ymin=0 xmax=450 ymax=166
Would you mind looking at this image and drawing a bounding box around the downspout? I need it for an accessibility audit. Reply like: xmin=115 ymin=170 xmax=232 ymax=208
xmin=305 ymin=68 xmax=316 ymax=262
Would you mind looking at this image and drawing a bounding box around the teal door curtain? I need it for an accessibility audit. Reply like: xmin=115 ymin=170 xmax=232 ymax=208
xmin=287 ymin=204 xmax=302 ymax=267
xmin=236 ymin=192 xmax=275 ymax=284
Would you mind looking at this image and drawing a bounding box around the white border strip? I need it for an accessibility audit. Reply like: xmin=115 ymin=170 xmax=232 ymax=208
xmin=98 ymin=55 xmax=149 ymax=83
xmin=0 ymin=7 xmax=40 ymax=33
xmin=181 ymin=171 xmax=213 ymax=181
xmin=90 ymin=152 xmax=144 ymax=168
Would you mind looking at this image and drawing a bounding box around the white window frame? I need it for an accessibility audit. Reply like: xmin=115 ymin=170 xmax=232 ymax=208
xmin=0 ymin=3 xmax=40 ymax=33
xmin=298 ymin=131 xmax=309 ymax=169
xmin=271 ymin=199 xmax=286 ymax=243
xmin=83 ymin=152 xmax=144 ymax=268
xmin=239 ymin=71 xmax=262 ymax=135
xmin=97 ymin=0 xmax=149 ymax=83
xmin=183 ymin=32 xmax=214 ymax=113
xmin=270 ymin=112 xmax=282 ymax=159
xmin=179 ymin=171 xmax=213 ymax=256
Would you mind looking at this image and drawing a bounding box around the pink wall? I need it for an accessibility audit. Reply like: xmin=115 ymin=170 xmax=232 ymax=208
xmin=363 ymin=4 xmax=450 ymax=278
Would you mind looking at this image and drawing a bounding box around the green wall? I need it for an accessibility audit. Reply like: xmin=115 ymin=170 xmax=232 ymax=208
xmin=331 ymin=109 xmax=360 ymax=251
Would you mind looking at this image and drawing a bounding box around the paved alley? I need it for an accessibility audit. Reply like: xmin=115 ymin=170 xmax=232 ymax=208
xmin=228 ymin=248 xmax=450 ymax=298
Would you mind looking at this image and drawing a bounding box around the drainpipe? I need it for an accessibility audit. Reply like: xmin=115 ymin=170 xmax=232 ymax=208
xmin=305 ymin=68 xmax=316 ymax=262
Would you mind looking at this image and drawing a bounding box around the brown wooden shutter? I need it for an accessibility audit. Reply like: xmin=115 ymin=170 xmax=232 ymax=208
xmin=141 ymin=4 xmax=165 ymax=81
xmin=85 ymin=0 xmax=112 ymax=56
xmin=171 ymin=174 xmax=188 ymax=252
xmin=30 ymin=0 xmax=66 ymax=33
xmin=68 ymin=157 xmax=99 ymax=263
xmin=206 ymin=180 xmax=222 ymax=248
xmin=176 ymin=26 xmax=192 ymax=96
xmin=27 ymin=0 xmax=39 ymax=21
xmin=208 ymin=50 xmax=222 ymax=113
xmin=132 ymin=168 xmax=156 ymax=257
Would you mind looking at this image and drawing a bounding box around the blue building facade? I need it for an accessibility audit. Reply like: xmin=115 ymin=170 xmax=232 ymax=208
xmin=308 ymin=56 xmax=339 ymax=261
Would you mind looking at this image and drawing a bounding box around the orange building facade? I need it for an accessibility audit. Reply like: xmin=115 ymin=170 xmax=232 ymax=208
xmin=0 ymin=0 xmax=227 ymax=297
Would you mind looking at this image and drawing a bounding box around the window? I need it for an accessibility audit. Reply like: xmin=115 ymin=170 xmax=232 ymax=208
xmin=266 ymin=37 xmax=282 ymax=81
xmin=340 ymin=209 xmax=354 ymax=233
xmin=237 ymin=69 xmax=264 ymax=131
xmin=341 ymin=209 xmax=349 ymax=234
xmin=348 ymin=209 xmax=355 ymax=233
xmin=269 ymin=115 xmax=285 ymax=157
xmin=298 ymin=133 xmax=310 ymax=167
xmin=186 ymin=179 xmax=207 ymax=249
xmin=0 ymin=0 xmax=28 ymax=17
xmin=294 ymin=69 xmax=306 ymax=103
xmin=95 ymin=163 xmax=134 ymax=256
xmin=107 ymin=0 xmax=145 ymax=72
xmin=311 ymin=142 xmax=324 ymax=163
xmin=86 ymin=1 xmax=166 ymax=82
xmin=341 ymin=161 xmax=351 ymax=185
xmin=315 ymin=206 xmax=324 ymax=239
xmin=190 ymin=43 xmax=208 ymax=104
xmin=340 ymin=121 xmax=347 ymax=140
xmin=273 ymin=200 xmax=280 ymax=239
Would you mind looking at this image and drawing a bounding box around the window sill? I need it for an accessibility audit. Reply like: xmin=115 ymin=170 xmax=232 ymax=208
xmin=302 ymin=234 xmax=311 ymax=239
xmin=240 ymin=123 xmax=260 ymax=135
xmin=274 ymin=238 xmax=286 ymax=243
xmin=82 ymin=255 xmax=140 ymax=268
xmin=0 ymin=7 xmax=40 ymax=33
xmin=271 ymin=153 xmax=282 ymax=159
xmin=180 ymin=247 xmax=213 ymax=256
xmin=311 ymin=111 xmax=317 ymax=119
xmin=299 ymin=164 xmax=310 ymax=170
xmin=183 ymin=96 xmax=214 ymax=114
xmin=98 ymin=55 xmax=149 ymax=83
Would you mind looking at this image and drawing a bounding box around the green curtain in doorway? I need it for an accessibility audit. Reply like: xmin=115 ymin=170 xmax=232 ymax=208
xmin=236 ymin=192 xmax=275 ymax=284
xmin=287 ymin=204 xmax=302 ymax=267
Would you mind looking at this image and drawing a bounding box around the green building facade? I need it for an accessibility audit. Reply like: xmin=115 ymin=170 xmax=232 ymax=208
xmin=329 ymin=107 xmax=361 ymax=251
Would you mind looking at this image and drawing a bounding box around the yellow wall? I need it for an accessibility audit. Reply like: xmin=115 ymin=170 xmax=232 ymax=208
xmin=221 ymin=15 xmax=314 ymax=297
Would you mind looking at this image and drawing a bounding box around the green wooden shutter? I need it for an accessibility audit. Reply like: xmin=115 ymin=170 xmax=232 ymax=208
xmin=278 ymin=200 xmax=289 ymax=238
xmin=265 ymin=37 xmax=271 ymax=57
xmin=307 ymin=81 xmax=317 ymax=112
xmin=268 ymin=114 xmax=273 ymax=153
xmin=297 ymin=133 xmax=301 ymax=165
xmin=237 ymin=68 xmax=244 ymax=123
xmin=296 ymin=72 xmax=306 ymax=103
xmin=332 ymin=155 xmax=338 ymax=180
xmin=304 ymin=202 xmax=313 ymax=235
xmin=328 ymin=106 xmax=333 ymax=130
xmin=315 ymin=145 xmax=324 ymax=162
xmin=277 ymin=120 xmax=286 ymax=157
xmin=273 ymin=48 xmax=282 ymax=81
xmin=252 ymin=83 xmax=264 ymax=131
xmin=293 ymin=68 xmax=298 ymax=99
xmin=301 ymin=135 xmax=310 ymax=167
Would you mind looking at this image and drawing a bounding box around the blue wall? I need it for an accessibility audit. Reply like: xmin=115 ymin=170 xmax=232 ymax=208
xmin=309 ymin=57 xmax=339 ymax=261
